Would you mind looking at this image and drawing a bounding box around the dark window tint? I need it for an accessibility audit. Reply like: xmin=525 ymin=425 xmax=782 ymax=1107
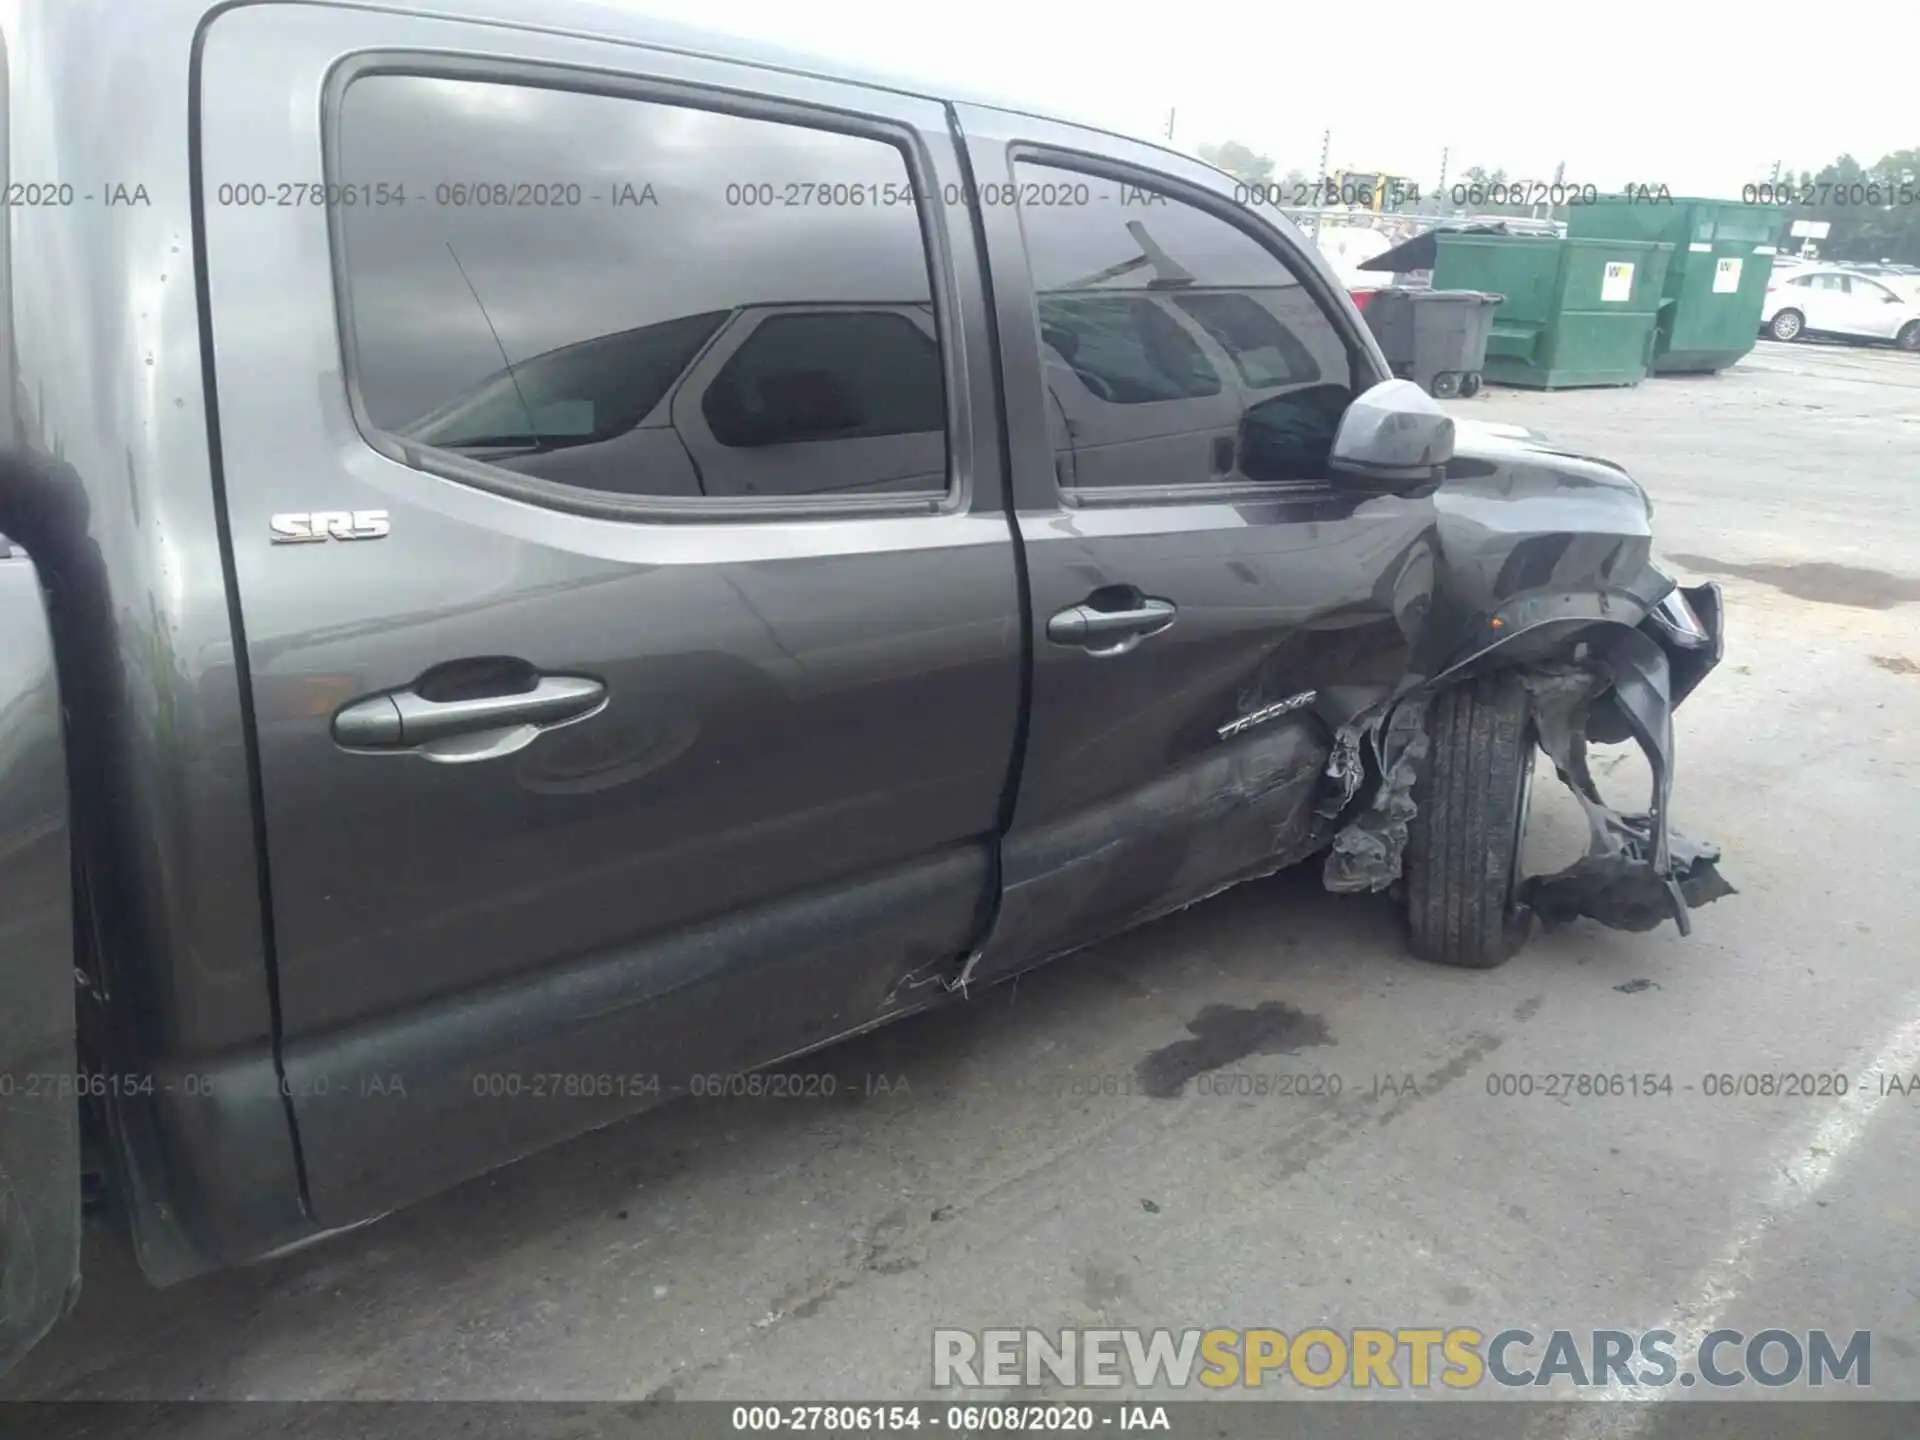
xmin=1037 ymin=295 xmax=1220 ymax=403
xmin=404 ymin=311 xmax=729 ymax=449
xmin=1172 ymin=292 xmax=1320 ymax=388
xmin=1014 ymin=160 xmax=1354 ymax=490
xmin=334 ymin=76 xmax=948 ymax=503
xmin=705 ymin=312 xmax=944 ymax=446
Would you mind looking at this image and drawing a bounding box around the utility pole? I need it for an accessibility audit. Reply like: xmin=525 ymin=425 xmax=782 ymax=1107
xmin=1164 ymin=108 xmax=1176 ymax=142
xmin=1319 ymin=129 xmax=1332 ymax=186
xmin=1437 ymin=146 xmax=1449 ymax=196
xmin=1769 ymin=158 xmax=1782 ymax=186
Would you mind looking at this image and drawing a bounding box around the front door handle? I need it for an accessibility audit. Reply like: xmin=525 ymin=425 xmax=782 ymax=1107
xmin=1047 ymin=596 xmax=1177 ymax=656
xmin=334 ymin=672 xmax=606 ymax=759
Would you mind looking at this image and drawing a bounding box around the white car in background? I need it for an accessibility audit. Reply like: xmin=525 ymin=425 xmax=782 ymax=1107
xmin=1314 ymin=223 xmax=1395 ymax=289
xmin=1761 ymin=266 xmax=1920 ymax=351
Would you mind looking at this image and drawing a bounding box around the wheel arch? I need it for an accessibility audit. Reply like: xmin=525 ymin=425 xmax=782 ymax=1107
xmin=1320 ymin=580 xmax=1729 ymax=946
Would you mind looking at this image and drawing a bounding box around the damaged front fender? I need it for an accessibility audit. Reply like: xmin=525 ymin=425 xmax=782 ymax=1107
xmin=1322 ymin=583 xmax=1732 ymax=943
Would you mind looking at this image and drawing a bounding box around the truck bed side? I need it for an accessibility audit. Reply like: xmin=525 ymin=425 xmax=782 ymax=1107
xmin=0 ymin=535 xmax=78 ymax=1371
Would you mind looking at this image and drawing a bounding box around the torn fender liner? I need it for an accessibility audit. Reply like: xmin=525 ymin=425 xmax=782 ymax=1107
xmin=1516 ymin=657 xmax=1735 ymax=934
xmin=1523 ymin=822 xmax=1735 ymax=932
xmin=1319 ymin=634 xmax=1734 ymax=935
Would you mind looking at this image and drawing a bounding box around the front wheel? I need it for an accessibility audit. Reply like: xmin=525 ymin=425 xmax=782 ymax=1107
xmin=1896 ymin=320 xmax=1920 ymax=353
xmin=1769 ymin=308 xmax=1804 ymax=342
xmin=1403 ymin=673 xmax=1536 ymax=969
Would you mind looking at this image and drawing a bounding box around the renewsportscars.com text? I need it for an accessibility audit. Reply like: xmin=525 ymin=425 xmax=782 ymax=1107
xmin=933 ymin=1327 xmax=1871 ymax=1390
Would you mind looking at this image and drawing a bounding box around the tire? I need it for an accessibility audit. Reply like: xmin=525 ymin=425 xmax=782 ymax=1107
xmin=1431 ymin=371 xmax=1461 ymax=398
xmin=1404 ymin=672 xmax=1536 ymax=969
xmin=1897 ymin=321 xmax=1920 ymax=353
xmin=1768 ymin=308 xmax=1804 ymax=342
xmin=1458 ymin=372 xmax=1482 ymax=397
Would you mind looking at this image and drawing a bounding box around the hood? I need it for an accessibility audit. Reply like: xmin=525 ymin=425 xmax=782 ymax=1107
xmin=1447 ymin=422 xmax=1652 ymax=513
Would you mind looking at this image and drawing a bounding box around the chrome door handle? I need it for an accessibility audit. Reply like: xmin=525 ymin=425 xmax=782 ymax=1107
xmin=392 ymin=676 xmax=606 ymax=742
xmin=1046 ymin=597 xmax=1177 ymax=655
xmin=334 ymin=673 xmax=606 ymax=758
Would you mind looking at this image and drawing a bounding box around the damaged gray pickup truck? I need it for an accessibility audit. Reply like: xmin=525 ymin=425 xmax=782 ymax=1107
xmin=0 ymin=0 xmax=1728 ymax=1373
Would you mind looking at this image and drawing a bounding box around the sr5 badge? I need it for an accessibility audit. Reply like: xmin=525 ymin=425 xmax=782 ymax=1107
xmin=270 ymin=509 xmax=391 ymax=543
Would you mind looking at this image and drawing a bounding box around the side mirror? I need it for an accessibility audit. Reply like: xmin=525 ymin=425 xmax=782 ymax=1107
xmin=1329 ymin=379 xmax=1455 ymax=488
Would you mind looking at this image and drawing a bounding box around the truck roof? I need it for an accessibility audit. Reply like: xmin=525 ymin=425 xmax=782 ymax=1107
xmin=36 ymin=0 xmax=1173 ymax=164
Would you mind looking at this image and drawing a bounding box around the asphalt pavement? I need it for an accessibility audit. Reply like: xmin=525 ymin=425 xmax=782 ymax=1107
xmin=3 ymin=339 xmax=1917 ymax=1437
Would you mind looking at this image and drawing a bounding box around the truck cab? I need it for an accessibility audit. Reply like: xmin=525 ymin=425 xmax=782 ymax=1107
xmin=0 ymin=0 xmax=1723 ymax=1373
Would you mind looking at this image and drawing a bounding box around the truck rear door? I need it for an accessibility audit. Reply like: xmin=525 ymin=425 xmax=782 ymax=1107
xmin=196 ymin=7 xmax=1020 ymax=1224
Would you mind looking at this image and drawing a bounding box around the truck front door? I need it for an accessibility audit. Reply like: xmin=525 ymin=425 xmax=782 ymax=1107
xmin=954 ymin=110 xmax=1439 ymax=982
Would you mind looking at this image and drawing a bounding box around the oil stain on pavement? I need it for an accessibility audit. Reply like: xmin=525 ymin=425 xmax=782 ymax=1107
xmin=1669 ymin=555 xmax=1920 ymax=610
xmin=1135 ymin=1001 xmax=1331 ymax=1098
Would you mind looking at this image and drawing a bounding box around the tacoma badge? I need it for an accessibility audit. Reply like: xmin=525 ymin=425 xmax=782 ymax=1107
xmin=1217 ymin=691 xmax=1317 ymax=741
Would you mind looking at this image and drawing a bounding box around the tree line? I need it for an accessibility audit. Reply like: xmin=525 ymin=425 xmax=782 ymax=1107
xmin=1774 ymin=151 xmax=1920 ymax=263
xmin=1194 ymin=141 xmax=1920 ymax=262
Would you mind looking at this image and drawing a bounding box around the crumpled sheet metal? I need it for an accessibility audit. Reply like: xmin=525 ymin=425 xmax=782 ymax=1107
xmin=1322 ymin=701 xmax=1428 ymax=894
xmin=1318 ymin=660 xmax=1735 ymax=935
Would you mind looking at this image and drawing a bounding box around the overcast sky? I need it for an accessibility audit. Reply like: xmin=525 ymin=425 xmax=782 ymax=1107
xmin=620 ymin=0 xmax=1912 ymax=197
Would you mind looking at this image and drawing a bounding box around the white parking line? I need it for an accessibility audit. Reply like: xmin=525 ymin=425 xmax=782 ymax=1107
xmin=1536 ymin=1004 xmax=1920 ymax=1437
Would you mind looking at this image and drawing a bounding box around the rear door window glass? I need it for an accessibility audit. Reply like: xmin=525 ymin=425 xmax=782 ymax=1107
xmin=704 ymin=311 xmax=945 ymax=446
xmin=332 ymin=75 xmax=950 ymax=505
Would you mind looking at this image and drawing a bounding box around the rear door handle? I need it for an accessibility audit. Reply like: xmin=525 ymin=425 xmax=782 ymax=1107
xmin=1047 ymin=596 xmax=1177 ymax=656
xmin=334 ymin=673 xmax=606 ymax=760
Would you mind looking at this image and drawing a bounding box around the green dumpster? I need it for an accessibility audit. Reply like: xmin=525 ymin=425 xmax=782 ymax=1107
xmin=1428 ymin=234 xmax=1673 ymax=389
xmin=1566 ymin=197 xmax=1785 ymax=373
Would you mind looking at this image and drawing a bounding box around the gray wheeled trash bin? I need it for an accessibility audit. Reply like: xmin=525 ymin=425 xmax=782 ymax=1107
xmin=1361 ymin=288 xmax=1504 ymax=398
